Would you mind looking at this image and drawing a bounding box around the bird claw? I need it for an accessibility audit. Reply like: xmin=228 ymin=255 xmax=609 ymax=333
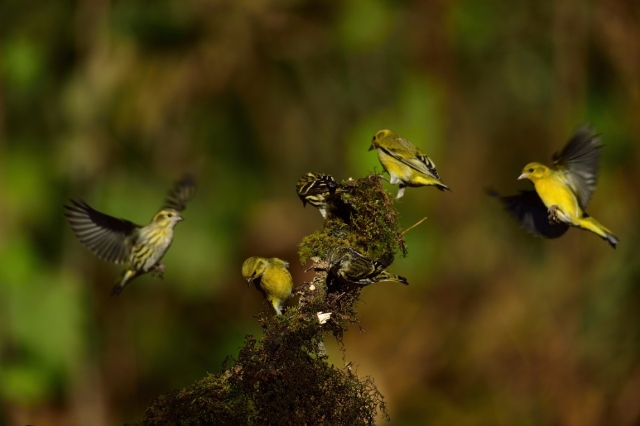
xmin=376 ymin=174 xmax=390 ymax=183
xmin=152 ymin=263 xmax=166 ymax=279
xmin=547 ymin=205 xmax=562 ymax=224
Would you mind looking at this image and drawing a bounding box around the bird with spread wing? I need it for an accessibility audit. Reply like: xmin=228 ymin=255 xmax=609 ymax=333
xmin=64 ymin=175 xmax=196 ymax=295
xmin=492 ymin=128 xmax=618 ymax=248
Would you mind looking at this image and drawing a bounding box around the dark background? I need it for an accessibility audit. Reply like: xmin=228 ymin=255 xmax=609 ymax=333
xmin=1 ymin=0 xmax=639 ymax=424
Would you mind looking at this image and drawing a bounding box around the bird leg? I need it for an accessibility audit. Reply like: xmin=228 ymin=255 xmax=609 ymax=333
xmin=152 ymin=263 xmax=166 ymax=279
xmin=547 ymin=205 xmax=562 ymax=224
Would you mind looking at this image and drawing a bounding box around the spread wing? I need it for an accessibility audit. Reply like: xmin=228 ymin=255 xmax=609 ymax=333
xmin=489 ymin=189 xmax=569 ymax=239
xmin=163 ymin=174 xmax=197 ymax=212
xmin=64 ymin=200 xmax=140 ymax=263
xmin=552 ymin=127 xmax=602 ymax=210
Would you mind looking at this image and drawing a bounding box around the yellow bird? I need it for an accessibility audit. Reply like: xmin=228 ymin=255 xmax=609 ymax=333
xmin=497 ymin=127 xmax=618 ymax=248
xmin=369 ymin=129 xmax=450 ymax=199
xmin=241 ymin=257 xmax=294 ymax=315
xmin=64 ymin=175 xmax=197 ymax=295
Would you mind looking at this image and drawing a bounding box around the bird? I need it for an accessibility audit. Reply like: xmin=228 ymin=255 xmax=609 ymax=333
xmin=327 ymin=247 xmax=409 ymax=286
xmin=296 ymin=172 xmax=350 ymax=219
xmin=64 ymin=175 xmax=196 ymax=295
xmin=241 ymin=257 xmax=294 ymax=315
xmin=369 ymin=129 xmax=450 ymax=199
xmin=495 ymin=127 xmax=618 ymax=248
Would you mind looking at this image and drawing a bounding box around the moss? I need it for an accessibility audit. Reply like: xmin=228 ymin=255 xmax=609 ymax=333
xmin=141 ymin=294 xmax=387 ymax=426
xmin=299 ymin=175 xmax=407 ymax=265
xmin=139 ymin=173 xmax=407 ymax=425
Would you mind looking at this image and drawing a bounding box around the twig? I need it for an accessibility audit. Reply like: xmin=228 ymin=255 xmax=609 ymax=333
xmin=402 ymin=216 xmax=427 ymax=235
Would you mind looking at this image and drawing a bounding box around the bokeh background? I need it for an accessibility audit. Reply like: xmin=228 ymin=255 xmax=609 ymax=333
xmin=1 ymin=0 xmax=639 ymax=424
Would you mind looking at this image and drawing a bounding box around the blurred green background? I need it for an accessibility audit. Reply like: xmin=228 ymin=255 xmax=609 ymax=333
xmin=1 ymin=0 xmax=639 ymax=424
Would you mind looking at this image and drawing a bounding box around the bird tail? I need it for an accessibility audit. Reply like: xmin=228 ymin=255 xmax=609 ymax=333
xmin=378 ymin=272 xmax=410 ymax=285
xmin=111 ymin=269 xmax=140 ymax=295
xmin=576 ymin=216 xmax=619 ymax=249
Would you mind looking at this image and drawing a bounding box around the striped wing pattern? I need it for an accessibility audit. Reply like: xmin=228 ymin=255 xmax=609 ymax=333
xmin=329 ymin=247 xmax=408 ymax=286
xmin=296 ymin=172 xmax=338 ymax=208
xmin=383 ymin=133 xmax=443 ymax=180
xmin=64 ymin=199 xmax=140 ymax=264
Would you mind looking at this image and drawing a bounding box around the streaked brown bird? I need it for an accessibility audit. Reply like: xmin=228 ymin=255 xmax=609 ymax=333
xmin=296 ymin=172 xmax=350 ymax=219
xmin=327 ymin=247 xmax=408 ymax=286
xmin=64 ymin=175 xmax=196 ymax=295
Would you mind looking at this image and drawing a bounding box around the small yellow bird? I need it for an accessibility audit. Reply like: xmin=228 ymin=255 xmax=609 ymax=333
xmin=497 ymin=127 xmax=618 ymax=248
xmin=369 ymin=129 xmax=450 ymax=199
xmin=241 ymin=257 xmax=294 ymax=315
xmin=64 ymin=175 xmax=196 ymax=295
xmin=327 ymin=247 xmax=409 ymax=286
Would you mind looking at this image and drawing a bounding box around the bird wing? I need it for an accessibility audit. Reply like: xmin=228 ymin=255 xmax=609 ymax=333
xmin=336 ymin=248 xmax=377 ymax=280
xmin=490 ymin=189 xmax=569 ymax=239
xmin=64 ymin=199 xmax=140 ymax=263
xmin=163 ymin=174 xmax=197 ymax=212
xmin=552 ymin=128 xmax=602 ymax=210
xmin=381 ymin=136 xmax=442 ymax=180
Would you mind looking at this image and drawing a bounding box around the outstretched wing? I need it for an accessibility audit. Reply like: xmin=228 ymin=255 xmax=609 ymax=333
xmin=163 ymin=174 xmax=197 ymax=212
xmin=552 ymin=127 xmax=602 ymax=210
xmin=64 ymin=200 xmax=140 ymax=263
xmin=489 ymin=189 xmax=569 ymax=239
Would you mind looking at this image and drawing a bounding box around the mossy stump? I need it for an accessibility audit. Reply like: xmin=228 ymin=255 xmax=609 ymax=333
xmin=140 ymin=175 xmax=407 ymax=426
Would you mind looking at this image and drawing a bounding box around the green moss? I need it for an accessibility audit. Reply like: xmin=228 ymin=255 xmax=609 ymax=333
xmin=299 ymin=175 xmax=407 ymax=265
xmin=141 ymin=292 xmax=387 ymax=426
xmin=139 ymin=174 xmax=407 ymax=425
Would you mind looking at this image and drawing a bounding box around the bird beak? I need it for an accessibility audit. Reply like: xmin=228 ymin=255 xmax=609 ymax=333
xmin=368 ymin=143 xmax=375 ymax=152
xmin=246 ymin=278 xmax=253 ymax=287
xmin=517 ymin=173 xmax=527 ymax=180
xmin=177 ymin=215 xmax=184 ymax=221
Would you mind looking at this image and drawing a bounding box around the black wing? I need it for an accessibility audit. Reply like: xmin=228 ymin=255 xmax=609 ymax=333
xmin=490 ymin=189 xmax=569 ymax=239
xmin=64 ymin=199 xmax=140 ymax=263
xmin=163 ymin=174 xmax=197 ymax=212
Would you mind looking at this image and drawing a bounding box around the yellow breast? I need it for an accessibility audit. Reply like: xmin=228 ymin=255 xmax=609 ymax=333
xmin=534 ymin=175 xmax=581 ymax=219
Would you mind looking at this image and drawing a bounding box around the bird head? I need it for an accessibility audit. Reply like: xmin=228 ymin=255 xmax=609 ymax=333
xmin=241 ymin=257 xmax=267 ymax=287
xmin=369 ymin=129 xmax=392 ymax=151
xmin=518 ymin=162 xmax=549 ymax=182
xmin=152 ymin=209 xmax=183 ymax=228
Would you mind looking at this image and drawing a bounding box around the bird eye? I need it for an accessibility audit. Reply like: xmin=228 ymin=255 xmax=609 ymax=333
xmin=528 ymin=168 xmax=534 ymax=173
xmin=167 ymin=213 xmax=173 ymax=218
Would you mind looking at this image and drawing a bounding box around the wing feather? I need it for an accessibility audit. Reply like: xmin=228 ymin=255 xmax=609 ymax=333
xmin=64 ymin=199 xmax=139 ymax=264
xmin=490 ymin=189 xmax=569 ymax=239
xmin=552 ymin=127 xmax=602 ymax=209
xmin=163 ymin=175 xmax=197 ymax=212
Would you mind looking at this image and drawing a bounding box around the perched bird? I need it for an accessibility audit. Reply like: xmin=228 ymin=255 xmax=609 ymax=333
xmin=327 ymin=247 xmax=409 ymax=286
xmin=369 ymin=129 xmax=450 ymax=199
xmin=296 ymin=172 xmax=350 ymax=219
xmin=64 ymin=175 xmax=196 ymax=295
xmin=494 ymin=127 xmax=618 ymax=248
xmin=241 ymin=257 xmax=294 ymax=315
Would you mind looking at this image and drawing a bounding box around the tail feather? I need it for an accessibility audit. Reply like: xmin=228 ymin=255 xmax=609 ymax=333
xmin=577 ymin=216 xmax=618 ymax=249
xmin=111 ymin=269 xmax=140 ymax=295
